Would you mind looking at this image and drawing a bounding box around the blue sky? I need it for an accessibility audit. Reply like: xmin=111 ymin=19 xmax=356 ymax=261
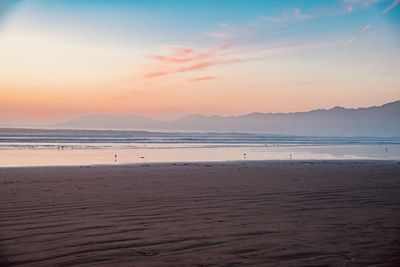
xmin=4 ymin=0 xmax=398 ymax=46
xmin=0 ymin=0 xmax=399 ymax=123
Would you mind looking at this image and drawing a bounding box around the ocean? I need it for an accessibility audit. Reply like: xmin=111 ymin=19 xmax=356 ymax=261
xmin=0 ymin=129 xmax=399 ymax=166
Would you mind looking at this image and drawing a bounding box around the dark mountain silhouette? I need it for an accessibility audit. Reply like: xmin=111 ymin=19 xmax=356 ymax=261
xmin=55 ymin=100 xmax=400 ymax=137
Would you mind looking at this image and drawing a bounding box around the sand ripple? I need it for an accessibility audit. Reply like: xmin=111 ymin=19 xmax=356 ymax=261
xmin=1 ymin=161 xmax=400 ymax=266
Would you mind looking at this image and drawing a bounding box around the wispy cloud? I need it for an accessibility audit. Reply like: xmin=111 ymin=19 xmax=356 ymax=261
xmin=144 ymin=0 xmax=396 ymax=80
xmin=206 ymin=8 xmax=315 ymax=46
xmin=382 ymin=0 xmax=400 ymax=14
xmin=345 ymin=0 xmax=399 ymax=45
xmin=144 ymin=6 xmax=332 ymax=80
xmin=187 ymin=76 xmax=218 ymax=82
xmin=262 ymin=8 xmax=315 ymax=24
xmin=145 ymin=57 xmax=242 ymax=78
xmin=149 ymin=44 xmax=230 ymax=65
xmin=345 ymin=22 xmax=374 ymax=45
xmin=343 ymin=0 xmax=386 ymax=13
xmin=144 ymin=44 xmax=237 ymax=78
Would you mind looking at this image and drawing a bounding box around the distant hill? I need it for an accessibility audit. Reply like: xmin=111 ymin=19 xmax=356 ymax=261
xmin=55 ymin=100 xmax=400 ymax=137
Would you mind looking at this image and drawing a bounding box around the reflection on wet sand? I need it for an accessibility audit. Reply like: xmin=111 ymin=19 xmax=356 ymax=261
xmin=0 ymin=144 xmax=399 ymax=167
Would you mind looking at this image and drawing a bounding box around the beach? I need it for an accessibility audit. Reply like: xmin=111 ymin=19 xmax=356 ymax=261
xmin=1 ymin=161 xmax=400 ymax=266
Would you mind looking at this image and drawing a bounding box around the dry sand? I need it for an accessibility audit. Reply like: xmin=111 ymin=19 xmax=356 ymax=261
xmin=0 ymin=161 xmax=400 ymax=266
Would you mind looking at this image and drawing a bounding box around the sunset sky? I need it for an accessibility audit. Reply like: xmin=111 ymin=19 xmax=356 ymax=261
xmin=0 ymin=0 xmax=399 ymax=124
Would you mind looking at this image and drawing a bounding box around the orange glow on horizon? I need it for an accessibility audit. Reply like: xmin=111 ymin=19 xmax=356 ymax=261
xmin=0 ymin=0 xmax=399 ymax=124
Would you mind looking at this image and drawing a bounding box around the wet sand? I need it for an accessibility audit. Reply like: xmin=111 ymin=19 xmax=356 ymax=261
xmin=1 ymin=161 xmax=400 ymax=266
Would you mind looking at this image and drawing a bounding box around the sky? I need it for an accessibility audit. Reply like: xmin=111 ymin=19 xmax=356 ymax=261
xmin=0 ymin=0 xmax=399 ymax=124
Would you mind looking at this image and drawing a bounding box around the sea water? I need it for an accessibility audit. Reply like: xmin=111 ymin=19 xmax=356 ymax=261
xmin=0 ymin=130 xmax=399 ymax=167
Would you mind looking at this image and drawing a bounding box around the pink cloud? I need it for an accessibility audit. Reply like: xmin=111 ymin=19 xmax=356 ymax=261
xmin=145 ymin=3 xmax=364 ymax=80
xmin=187 ymin=76 xmax=219 ymax=82
xmin=144 ymin=38 xmax=319 ymax=79
xmin=145 ymin=44 xmax=235 ymax=78
xmin=150 ymin=55 xmax=192 ymax=63
xmin=170 ymin=46 xmax=195 ymax=55
xmin=150 ymin=44 xmax=231 ymax=64
xmin=145 ymin=58 xmax=242 ymax=78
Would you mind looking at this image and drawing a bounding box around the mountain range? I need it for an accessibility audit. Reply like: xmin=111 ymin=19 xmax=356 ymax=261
xmin=55 ymin=100 xmax=400 ymax=137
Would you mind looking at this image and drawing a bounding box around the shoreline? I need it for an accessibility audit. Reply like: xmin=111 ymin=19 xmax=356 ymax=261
xmin=1 ymin=143 xmax=399 ymax=167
